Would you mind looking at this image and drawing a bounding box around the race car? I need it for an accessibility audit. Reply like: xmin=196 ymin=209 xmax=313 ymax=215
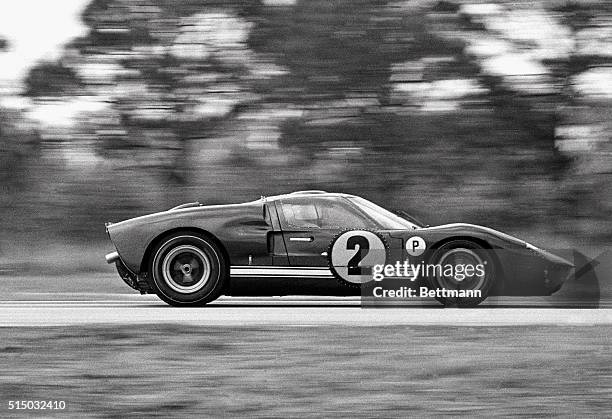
xmin=105 ymin=190 xmax=574 ymax=307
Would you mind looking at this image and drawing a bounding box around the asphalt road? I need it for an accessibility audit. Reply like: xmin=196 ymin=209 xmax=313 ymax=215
xmin=2 ymin=270 xmax=610 ymax=417
xmin=0 ymin=296 xmax=610 ymax=326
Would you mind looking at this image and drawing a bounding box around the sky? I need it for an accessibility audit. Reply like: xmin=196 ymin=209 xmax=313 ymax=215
xmin=0 ymin=0 xmax=90 ymax=93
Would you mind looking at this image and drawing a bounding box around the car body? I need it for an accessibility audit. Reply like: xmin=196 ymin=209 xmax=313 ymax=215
xmin=105 ymin=191 xmax=574 ymax=306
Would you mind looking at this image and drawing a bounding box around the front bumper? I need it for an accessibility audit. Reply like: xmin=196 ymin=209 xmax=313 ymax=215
xmin=534 ymin=249 xmax=574 ymax=294
xmin=503 ymin=248 xmax=574 ymax=296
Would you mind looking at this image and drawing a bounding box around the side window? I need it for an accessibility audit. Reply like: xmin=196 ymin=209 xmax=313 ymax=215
xmin=316 ymin=200 xmax=369 ymax=229
xmin=280 ymin=202 xmax=321 ymax=229
xmin=279 ymin=198 xmax=370 ymax=229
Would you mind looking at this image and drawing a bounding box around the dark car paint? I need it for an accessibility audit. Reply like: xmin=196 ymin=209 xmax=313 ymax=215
xmin=106 ymin=194 xmax=574 ymax=297
xmin=107 ymin=201 xmax=274 ymax=273
xmin=385 ymin=226 xmax=573 ymax=296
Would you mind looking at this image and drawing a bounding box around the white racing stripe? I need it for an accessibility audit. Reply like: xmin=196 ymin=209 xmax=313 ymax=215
xmin=230 ymin=266 xmax=334 ymax=278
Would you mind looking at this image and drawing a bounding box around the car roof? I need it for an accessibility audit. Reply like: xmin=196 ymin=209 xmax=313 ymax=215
xmin=261 ymin=190 xmax=355 ymax=202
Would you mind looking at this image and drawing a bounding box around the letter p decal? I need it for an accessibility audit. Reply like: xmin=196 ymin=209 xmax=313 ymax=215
xmin=406 ymin=236 xmax=426 ymax=257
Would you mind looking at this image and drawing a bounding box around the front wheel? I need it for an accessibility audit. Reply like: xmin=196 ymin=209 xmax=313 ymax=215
xmin=426 ymin=240 xmax=496 ymax=307
xmin=150 ymin=233 xmax=227 ymax=306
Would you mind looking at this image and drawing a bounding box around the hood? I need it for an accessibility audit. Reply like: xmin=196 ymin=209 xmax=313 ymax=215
xmin=420 ymin=223 xmax=573 ymax=266
xmin=421 ymin=223 xmax=528 ymax=247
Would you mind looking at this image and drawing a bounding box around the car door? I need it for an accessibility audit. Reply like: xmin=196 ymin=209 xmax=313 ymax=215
xmin=274 ymin=196 xmax=375 ymax=267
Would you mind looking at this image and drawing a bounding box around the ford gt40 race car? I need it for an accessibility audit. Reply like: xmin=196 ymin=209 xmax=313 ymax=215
xmin=105 ymin=191 xmax=574 ymax=307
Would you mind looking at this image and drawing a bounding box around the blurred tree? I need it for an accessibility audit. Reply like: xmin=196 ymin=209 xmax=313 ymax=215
xmin=23 ymin=61 xmax=84 ymax=97
xmin=64 ymin=0 xmax=266 ymax=184
xmin=0 ymin=108 xmax=41 ymax=248
xmin=10 ymin=0 xmax=612 ymax=244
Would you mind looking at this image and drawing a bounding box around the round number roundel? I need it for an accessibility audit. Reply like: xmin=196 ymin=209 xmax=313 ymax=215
xmin=329 ymin=230 xmax=387 ymax=284
xmin=406 ymin=236 xmax=426 ymax=256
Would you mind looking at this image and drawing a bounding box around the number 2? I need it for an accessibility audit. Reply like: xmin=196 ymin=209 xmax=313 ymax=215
xmin=347 ymin=235 xmax=370 ymax=275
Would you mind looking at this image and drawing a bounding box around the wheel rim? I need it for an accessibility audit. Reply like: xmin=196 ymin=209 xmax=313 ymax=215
xmin=436 ymin=248 xmax=487 ymax=291
xmin=161 ymin=245 xmax=211 ymax=293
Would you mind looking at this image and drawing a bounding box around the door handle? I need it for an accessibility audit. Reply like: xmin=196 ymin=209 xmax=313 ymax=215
xmin=289 ymin=236 xmax=313 ymax=242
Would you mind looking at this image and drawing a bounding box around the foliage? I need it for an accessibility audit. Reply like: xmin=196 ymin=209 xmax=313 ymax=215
xmin=2 ymin=0 xmax=611 ymax=247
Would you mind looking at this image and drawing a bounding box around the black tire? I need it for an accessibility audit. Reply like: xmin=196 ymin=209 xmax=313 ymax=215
xmin=426 ymin=240 xmax=495 ymax=307
xmin=149 ymin=233 xmax=227 ymax=306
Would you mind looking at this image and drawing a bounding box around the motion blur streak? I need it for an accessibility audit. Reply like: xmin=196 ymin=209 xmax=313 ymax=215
xmin=0 ymin=325 xmax=610 ymax=416
xmin=0 ymin=1 xmax=611 ymax=273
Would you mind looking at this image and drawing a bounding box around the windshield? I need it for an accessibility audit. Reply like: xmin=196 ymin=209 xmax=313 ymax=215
xmin=348 ymin=197 xmax=420 ymax=230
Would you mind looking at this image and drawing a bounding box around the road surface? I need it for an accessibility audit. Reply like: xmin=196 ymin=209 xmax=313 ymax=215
xmin=1 ymin=273 xmax=610 ymax=418
xmin=0 ymin=295 xmax=611 ymax=326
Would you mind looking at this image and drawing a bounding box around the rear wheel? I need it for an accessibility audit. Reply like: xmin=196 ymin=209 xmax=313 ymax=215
xmin=150 ymin=233 xmax=227 ymax=306
xmin=427 ymin=240 xmax=495 ymax=307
